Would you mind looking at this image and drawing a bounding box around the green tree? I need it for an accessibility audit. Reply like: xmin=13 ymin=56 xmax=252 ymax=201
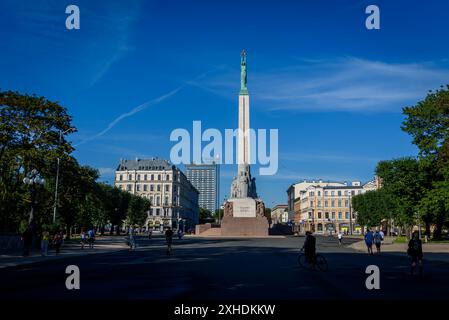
xmin=126 ymin=195 xmax=151 ymax=228
xmin=199 ymin=207 xmax=212 ymax=221
xmin=376 ymin=157 xmax=430 ymax=238
xmin=0 ymin=90 xmax=74 ymax=232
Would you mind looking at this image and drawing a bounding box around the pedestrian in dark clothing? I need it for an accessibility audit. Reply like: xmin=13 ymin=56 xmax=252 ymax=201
xmin=54 ymin=232 xmax=63 ymax=255
xmin=165 ymin=227 xmax=174 ymax=255
xmin=408 ymin=231 xmax=423 ymax=278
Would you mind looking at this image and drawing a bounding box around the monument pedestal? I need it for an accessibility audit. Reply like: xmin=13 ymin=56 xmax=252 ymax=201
xmin=221 ymin=198 xmax=269 ymax=237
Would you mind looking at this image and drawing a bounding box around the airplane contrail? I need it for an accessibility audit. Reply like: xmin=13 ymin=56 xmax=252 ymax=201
xmin=74 ymin=66 xmax=225 ymax=147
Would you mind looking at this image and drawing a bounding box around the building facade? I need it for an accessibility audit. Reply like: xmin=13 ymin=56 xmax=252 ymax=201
xmin=287 ymin=179 xmax=378 ymax=234
xmin=114 ymin=158 xmax=199 ymax=231
xmin=287 ymin=180 xmax=347 ymax=223
xmin=271 ymin=204 xmax=288 ymax=224
xmin=186 ymin=163 xmax=220 ymax=214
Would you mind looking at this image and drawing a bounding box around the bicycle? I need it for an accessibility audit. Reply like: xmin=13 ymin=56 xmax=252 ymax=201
xmin=298 ymin=248 xmax=328 ymax=271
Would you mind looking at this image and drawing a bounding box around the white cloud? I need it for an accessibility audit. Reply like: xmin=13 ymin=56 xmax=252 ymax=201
xmin=193 ymin=57 xmax=449 ymax=112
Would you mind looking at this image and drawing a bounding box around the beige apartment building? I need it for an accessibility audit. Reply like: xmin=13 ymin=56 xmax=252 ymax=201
xmin=287 ymin=179 xmax=379 ymax=234
xmin=271 ymin=204 xmax=288 ymax=225
xmin=114 ymin=158 xmax=199 ymax=232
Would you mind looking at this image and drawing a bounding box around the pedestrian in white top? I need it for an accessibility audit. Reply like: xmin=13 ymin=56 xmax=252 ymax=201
xmin=338 ymin=232 xmax=343 ymax=245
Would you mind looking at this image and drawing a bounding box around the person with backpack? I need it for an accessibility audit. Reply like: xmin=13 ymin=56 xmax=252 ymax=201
xmin=408 ymin=231 xmax=423 ymax=278
xmin=374 ymin=230 xmax=383 ymax=254
xmin=364 ymin=228 xmax=374 ymax=255
xmin=87 ymin=228 xmax=95 ymax=249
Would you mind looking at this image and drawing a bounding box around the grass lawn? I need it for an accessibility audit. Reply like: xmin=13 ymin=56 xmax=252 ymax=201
xmin=393 ymin=236 xmax=407 ymax=244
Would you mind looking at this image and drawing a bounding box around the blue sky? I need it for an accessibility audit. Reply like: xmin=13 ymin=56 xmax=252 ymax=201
xmin=1 ymin=0 xmax=449 ymax=207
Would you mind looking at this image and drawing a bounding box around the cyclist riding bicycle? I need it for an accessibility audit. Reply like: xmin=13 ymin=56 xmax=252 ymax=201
xmin=302 ymin=231 xmax=316 ymax=264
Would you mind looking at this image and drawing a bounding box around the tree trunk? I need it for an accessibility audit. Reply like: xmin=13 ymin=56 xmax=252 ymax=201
xmin=110 ymin=224 xmax=114 ymax=235
xmin=66 ymin=225 xmax=71 ymax=240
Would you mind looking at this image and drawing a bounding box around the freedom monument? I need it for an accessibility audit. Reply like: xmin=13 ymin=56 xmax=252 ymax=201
xmin=220 ymin=50 xmax=269 ymax=236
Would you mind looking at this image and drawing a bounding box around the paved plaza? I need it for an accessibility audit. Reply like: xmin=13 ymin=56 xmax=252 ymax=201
xmin=1 ymin=235 xmax=449 ymax=300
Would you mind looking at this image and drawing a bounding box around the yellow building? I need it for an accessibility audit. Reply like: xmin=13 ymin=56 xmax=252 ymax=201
xmin=288 ymin=179 xmax=378 ymax=235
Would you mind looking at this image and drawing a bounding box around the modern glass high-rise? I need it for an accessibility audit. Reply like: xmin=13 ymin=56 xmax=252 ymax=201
xmin=186 ymin=163 xmax=220 ymax=214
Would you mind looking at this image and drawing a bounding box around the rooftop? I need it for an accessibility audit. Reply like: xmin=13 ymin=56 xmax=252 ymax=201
xmin=116 ymin=157 xmax=174 ymax=171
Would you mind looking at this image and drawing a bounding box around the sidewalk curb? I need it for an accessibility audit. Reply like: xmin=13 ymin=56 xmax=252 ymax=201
xmin=0 ymin=239 xmax=129 ymax=269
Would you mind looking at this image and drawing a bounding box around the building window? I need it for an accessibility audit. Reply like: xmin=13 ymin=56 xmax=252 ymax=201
xmin=324 ymin=200 xmax=328 ymax=207
xmin=165 ymin=185 xmax=170 ymax=192
xmin=157 ymin=185 xmax=161 ymax=192
xmin=127 ymin=184 xmax=132 ymax=191
xmin=338 ymin=191 xmax=342 ymax=196
xmin=331 ymin=200 xmax=335 ymax=207
xmin=144 ymin=185 xmax=148 ymax=191
xmin=338 ymin=212 xmax=342 ymax=219
xmin=151 ymin=174 xmax=154 ymax=180
xmin=137 ymin=174 xmax=140 ymax=181
xmin=318 ymin=212 xmax=322 ymax=219
xmin=317 ymin=191 xmax=321 ymax=196
xmin=156 ymin=196 xmax=160 ymax=206
xmin=345 ymin=200 xmax=349 ymax=207
xmin=164 ymin=196 xmax=169 ymax=206
xmin=128 ymin=174 xmax=132 ymax=180
xmin=308 ymin=212 xmax=312 ymax=219
xmin=310 ymin=201 xmax=313 ymax=207
xmin=317 ymin=223 xmax=323 ymax=232
xmin=331 ymin=191 xmax=335 ymax=196
xmin=144 ymin=174 xmax=147 ymax=181
xmin=332 ymin=212 xmax=336 ymax=219
xmin=136 ymin=185 xmax=140 ymax=191
xmin=156 ymin=208 xmax=160 ymax=216
xmin=119 ymin=174 xmax=123 ymax=181
xmin=317 ymin=200 xmax=321 ymax=207
xmin=345 ymin=212 xmax=350 ymax=219
xmin=338 ymin=200 xmax=342 ymax=207
xmin=325 ymin=212 xmax=329 ymax=219
xmin=158 ymin=174 xmax=161 ymax=181
xmin=166 ymin=174 xmax=170 ymax=181
xmin=324 ymin=191 xmax=328 ymax=196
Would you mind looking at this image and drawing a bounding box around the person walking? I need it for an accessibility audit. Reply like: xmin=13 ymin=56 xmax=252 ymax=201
xmin=148 ymin=228 xmax=152 ymax=240
xmin=88 ymin=228 xmax=95 ymax=249
xmin=41 ymin=229 xmax=49 ymax=256
xmin=128 ymin=228 xmax=136 ymax=251
xmin=408 ymin=231 xmax=423 ymax=278
xmin=374 ymin=230 xmax=383 ymax=254
xmin=53 ymin=231 xmax=63 ymax=255
xmin=80 ymin=230 xmax=86 ymax=249
xmin=364 ymin=228 xmax=374 ymax=255
xmin=337 ymin=232 xmax=343 ymax=246
xmin=165 ymin=227 xmax=174 ymax=255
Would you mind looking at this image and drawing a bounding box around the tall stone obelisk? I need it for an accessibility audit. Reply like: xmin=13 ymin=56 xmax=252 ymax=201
xmin=221 ymin=50 xmax=268 ymax=237
xmin=230 ymin=50 xmax=257 ymax=199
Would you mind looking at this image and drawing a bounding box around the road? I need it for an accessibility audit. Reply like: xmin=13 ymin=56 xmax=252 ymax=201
xmin=1 ymin=235 xmax=449 ymax=300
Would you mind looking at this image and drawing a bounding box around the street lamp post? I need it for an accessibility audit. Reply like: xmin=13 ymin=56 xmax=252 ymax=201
xmin=23 ymin=169 xmax=45 ymax=225
xmin=53 ymin=128 xmax=73 ymax=224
